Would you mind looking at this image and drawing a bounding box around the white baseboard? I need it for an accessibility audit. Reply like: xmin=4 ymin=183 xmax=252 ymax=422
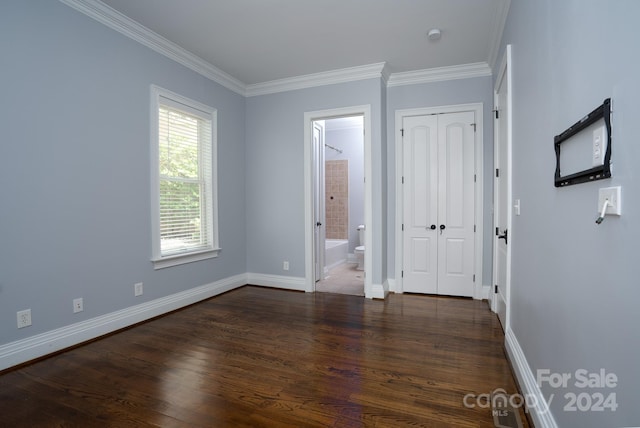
xmin=369 ymin=282 xmax=388 ymax=299
xmin=0 ymin=273 xmax=247 ymax=372
xmin=505 ymin=327 xmax=558 ymax=428
xmin=481 ymin=284 xmax=491 ymax=300
xmin=247 ymin=273 xmax=306 ymax=292
xmin=387 ymin=278 xmax=397 ymax=293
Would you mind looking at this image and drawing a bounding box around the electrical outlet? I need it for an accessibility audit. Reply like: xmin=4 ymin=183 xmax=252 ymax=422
xmin=283 ymin=261 xmax=289 ymax=271
xmin=73 ymin=298 xmax=84 ymax=314
xmin=134 ymin=282 xmax=143 ymax=297
xmin=17 ymin=309 xmax=32 ymax=329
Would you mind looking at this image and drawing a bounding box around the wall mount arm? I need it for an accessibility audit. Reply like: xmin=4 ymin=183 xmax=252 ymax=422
xmin=554 ymin=98 xmax=611 ymax=187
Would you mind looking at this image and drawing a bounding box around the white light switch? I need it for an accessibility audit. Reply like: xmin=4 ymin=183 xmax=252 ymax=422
xmin=598 ymin=186 xmax=621 ymax=216
xmin=592 ymin=125 xmax=607 ymax=166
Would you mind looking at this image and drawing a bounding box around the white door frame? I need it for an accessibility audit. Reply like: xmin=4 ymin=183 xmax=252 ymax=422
xmin=395 ymin=103 xmax=484 ymax=299
xmin=492 ymin=45 xmax=513 ymax=328
xmin=312 ymin=121 xmax=326 ymax=282
xmin=304 ymin=105 xmax=373 ymax=298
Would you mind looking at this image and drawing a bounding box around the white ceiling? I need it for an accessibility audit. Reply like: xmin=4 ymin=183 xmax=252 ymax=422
xmin=99 ymin=0 xmax=509 ymax=86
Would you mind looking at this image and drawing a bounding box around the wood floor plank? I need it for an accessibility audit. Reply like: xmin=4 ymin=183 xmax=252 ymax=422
xmin=0 ymin=286 xmax=529 ymax=427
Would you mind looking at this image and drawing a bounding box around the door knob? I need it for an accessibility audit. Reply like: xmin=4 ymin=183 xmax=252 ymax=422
xmin=439 ymin=224 xmax=445 ymax=235
xmin=498 ymin=229 xmax=508 ymax=245
xmin=430 ymin=224 xmax=436 ymax=230
xmin=316 ymin=221 xmax=322 ymax=227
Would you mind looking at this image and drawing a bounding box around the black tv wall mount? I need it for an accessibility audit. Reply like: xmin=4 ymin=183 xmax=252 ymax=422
xmin=554 ymin=98 xmax=611 ymax=187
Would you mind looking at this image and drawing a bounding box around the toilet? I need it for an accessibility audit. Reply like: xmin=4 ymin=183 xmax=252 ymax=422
xmin=355 ymin=225 xmax=365 ymax=270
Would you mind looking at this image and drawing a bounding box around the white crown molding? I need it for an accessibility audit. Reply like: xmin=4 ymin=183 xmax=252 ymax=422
xmin=487 ymin=0 xmax=511 ymax=71
xmin=387 ymin=62 xmax=492 ymax=87
xmin=245 ymin=62 xmax=388 ymax=97
xmin=380 ymin=62 xmax=392 ymax=85
xmin=59 ymin=0 xmax=246 ymax=96
xmin=59 ymin=1 xmax=497 ymax=96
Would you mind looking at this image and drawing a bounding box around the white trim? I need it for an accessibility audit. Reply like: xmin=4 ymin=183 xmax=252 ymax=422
xmin=246 ymin=63 xmax=388 ymax=97
xmin=304 ymin=106 xmax=373 ymax=298
xmin=151 ymin=249 xmax=221 ymax=270
xmin=371 ymin=282 xmax=388 ymax=300
xmin=387 ymin=278 xmax=397 ymax=293
xmin=505 ymin=328 xmax=559 ymax=428
xmin=491 ymin=45 xmax=513 ymax=328
xmin=246 ymin=273 xmax=306 ymax=292
xmin=0 ymin=274 xmax=247 ymax=372
xmin=394 ymin=103 xmax=484 ymax=299
xmin=59 ymin=0 xmax=245 ymax=95
xmin=387 ymin=63 xmax=492 ymax=87
xmin=487 ymin=0 xmax=511 ymax=71
xmin=150 ymin=85 xmax=220 ymax=269
xmin=481 ymin=284 xmax=491 ymax=300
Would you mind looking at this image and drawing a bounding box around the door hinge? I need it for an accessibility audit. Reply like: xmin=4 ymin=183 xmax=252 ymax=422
xmin=471 ymin=123 xmax=476 ymax=132
xmin=401 ymin=128 xmax=404 ymax=137
xmin=473 ymin=274 xmax=476 ymax=282
xmin=402 ymin=223 xmax=404 ymax=231
xmin=401 ymin=270 xmax=404 ymax=278
xmin=495 ymin=285 xmax=498 ymax=293
xmin=474 ymin=174 xmax=477 ymax=183
xmin=496 ymin=168 xmax=500 ymax=178
xmin=402 ymin=176 xmax=405 ymax=184
xmin=494 ymin=109 xmax=499 ymax=119
xmin=496 ymin=227 xmax=499 ymax=236
xmin=474 ymin=225 xmax=476 ymax=233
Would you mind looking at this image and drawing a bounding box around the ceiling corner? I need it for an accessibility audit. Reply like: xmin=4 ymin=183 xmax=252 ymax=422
xmin=59 ymin=0 xmax=247 ymax=96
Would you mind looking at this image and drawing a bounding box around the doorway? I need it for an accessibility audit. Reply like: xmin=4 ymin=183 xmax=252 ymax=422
xmin=493 ymin=45 xmax=513 ymax=330
xmin=303 ymin=106 xmax=373 ymax=298
xmin=395 ymin=103 xmax=484 ymax=299
xmin=314 ymin=116 xmax=365 ymax=296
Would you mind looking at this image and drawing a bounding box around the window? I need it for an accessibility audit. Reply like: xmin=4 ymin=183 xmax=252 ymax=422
xmin=151 ymin=85 xmax=219 ymax=269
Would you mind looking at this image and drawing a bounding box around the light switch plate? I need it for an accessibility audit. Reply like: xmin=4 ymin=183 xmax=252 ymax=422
xmin=598 ymin=186 xmax=621 ymax=216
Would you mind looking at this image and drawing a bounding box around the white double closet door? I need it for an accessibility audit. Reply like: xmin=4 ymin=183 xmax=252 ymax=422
xmin=402 ymin=111 xmax=476 ymax=297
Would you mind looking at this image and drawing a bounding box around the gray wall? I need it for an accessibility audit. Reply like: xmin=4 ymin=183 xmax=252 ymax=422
xmin=325 ymin=124 xmax=365 ymax=254
xmin=386 ymin=77 xmax=495 ymax=285
xmin=0 ymin=1 xmax=246 ymax=344
xmin=245 ymin=79 xmax=386 ymax=285
xmin=500 ymin=1 xmax=639 ymax=426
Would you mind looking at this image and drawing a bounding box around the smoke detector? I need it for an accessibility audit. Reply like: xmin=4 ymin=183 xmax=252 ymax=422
xmin=428 ymin=29 xmax=442 ymax=41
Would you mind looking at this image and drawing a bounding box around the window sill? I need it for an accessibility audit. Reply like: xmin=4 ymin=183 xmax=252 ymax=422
xmin=152 ymin=248 xmax=221 ymax=270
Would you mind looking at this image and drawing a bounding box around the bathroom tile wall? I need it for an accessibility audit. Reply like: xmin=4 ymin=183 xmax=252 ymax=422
xmin=325 ymin=160 xmax=348 ymax=239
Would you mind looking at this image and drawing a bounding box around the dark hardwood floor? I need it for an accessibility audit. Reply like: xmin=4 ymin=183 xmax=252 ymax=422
xmin=0 ymin=286 xmax=529 ymax=427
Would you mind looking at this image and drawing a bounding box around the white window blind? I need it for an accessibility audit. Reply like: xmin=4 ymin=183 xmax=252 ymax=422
xmin=151 ymin=86 xmax=218 ymax=268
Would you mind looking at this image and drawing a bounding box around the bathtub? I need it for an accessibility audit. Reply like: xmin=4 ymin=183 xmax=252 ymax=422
xmin=325 ymin=239 xmax=348 ymax=272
